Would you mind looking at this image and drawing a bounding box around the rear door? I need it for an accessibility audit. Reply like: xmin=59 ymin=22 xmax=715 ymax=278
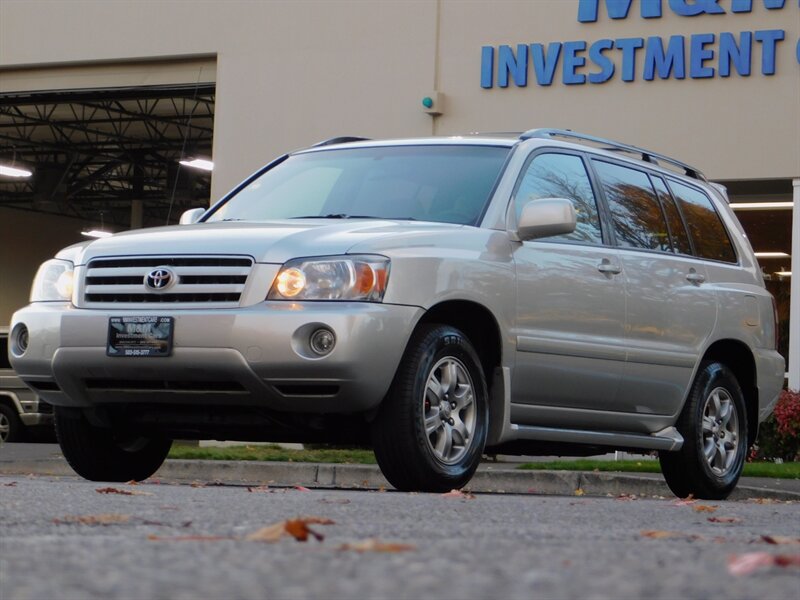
xmin=590 ymin=160 xmax=718 ymax=418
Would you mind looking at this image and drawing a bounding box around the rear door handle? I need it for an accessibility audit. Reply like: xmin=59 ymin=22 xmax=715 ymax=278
xmin=686 ymin=269 xmax=706 ymax=285
xmin=597 ymin=259 xmax=621 ymax=275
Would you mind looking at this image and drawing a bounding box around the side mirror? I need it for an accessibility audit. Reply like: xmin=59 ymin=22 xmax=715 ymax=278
xmin=515 ymin=198 xmax=577 ymax=241
xmin=179 ymin=208 xmax=206 ymax=225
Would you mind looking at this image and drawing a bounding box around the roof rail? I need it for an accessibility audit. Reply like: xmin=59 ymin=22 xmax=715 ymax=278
xmin=311 ymin=136 xmax=371 ymax=148
xmin=519 ymin=128 xmax=706 ymax=181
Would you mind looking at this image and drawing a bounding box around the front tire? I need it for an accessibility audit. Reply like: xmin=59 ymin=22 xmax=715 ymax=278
xmin=659 ymin=362 xmax=747 ymax=500
xmin=371 ymin=324 xmax=488 ymax=492
xmin=55 ymin=407 xmax=172 ymax=482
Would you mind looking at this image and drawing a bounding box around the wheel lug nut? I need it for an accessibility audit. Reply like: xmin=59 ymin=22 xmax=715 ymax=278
xmin=448 ymin=418 xmax=454 ymax=425
xmin=451 ymin=402 xmax=457 ymax=409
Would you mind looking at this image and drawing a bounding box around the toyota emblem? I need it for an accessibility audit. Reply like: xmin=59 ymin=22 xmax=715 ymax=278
xmin=144 ymin=267 xmax=176 ymax=291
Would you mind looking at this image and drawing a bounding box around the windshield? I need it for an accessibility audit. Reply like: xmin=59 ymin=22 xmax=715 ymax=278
xmin=205 ymin=145 xmax=510 ymax=225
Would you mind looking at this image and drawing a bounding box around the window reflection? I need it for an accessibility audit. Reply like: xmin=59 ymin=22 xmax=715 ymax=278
xmin=515 ymin=153 xmax=602 ymax=244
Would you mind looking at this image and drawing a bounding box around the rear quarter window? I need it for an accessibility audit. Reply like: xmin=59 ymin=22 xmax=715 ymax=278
xmin=668 ymin=180 xmax=737 ymax=263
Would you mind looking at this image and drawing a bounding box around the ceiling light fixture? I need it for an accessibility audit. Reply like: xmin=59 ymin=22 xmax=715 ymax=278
xmin=729 ymin=201 xmax=794 ymax=211
xmin=754 ymin=252 xmax=791 ymax=259
xmin=179 ymin=158 xmax=214 ymax=172
xmin=0 ymin=164 xmax=33 ymax=178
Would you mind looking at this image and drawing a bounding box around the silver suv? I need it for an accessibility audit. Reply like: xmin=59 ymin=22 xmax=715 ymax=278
xmin=8 ymin=130 xmax=785 ymax=498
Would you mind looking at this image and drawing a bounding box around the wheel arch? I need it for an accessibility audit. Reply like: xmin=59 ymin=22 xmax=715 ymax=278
xmin=701 ymin=339 xmax=758 ymax=447
xmin=0 ymin=392 xmax=23 ymax=414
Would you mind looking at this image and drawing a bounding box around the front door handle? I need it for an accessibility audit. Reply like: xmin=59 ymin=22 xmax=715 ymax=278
xmin=597 ymin=259 xmax=621 ymax=275
xmin=686 ymin=269 xmax=706 ymax=285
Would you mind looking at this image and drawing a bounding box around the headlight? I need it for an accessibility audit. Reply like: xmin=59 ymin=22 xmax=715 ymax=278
xmin=268 ymin=255 xmax=390 ymax=302
xmin=30 ymin=259 xmax=75 ymax=302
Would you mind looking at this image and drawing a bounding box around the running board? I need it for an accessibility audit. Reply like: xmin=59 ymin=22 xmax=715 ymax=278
xmin=509 ymin=424 xmax=684 ymax=451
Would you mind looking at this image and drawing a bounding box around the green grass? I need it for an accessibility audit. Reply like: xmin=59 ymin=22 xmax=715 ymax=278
xmin=515 ymin=459 xmax=800 ymax=479
xmin=168 ymin=443 xmax=377 ymax=464
xmin=167 ymin=446 xmax=799 ymax=479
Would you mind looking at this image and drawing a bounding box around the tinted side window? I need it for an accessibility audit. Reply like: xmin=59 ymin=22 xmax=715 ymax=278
xmin=651 ymin=176 xmax=693 ymax=256
xmin=592 ymin=160 xmax=670 ymax=252
xmin=668 ymin=181 xmax=737 ymax=263
xmin=515 ymin=153 xmax=602 ymax=244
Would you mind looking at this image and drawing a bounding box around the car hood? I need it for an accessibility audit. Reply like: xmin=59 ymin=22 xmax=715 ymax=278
xmin=73 ymin=219 xmax=466 ymax=265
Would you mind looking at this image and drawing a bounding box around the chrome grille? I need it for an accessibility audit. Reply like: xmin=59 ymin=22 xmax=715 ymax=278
xmin=83 ymin=256 xmax=253 ymax=305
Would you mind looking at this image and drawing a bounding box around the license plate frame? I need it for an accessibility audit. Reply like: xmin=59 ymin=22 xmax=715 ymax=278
xmin=107 ymin=316 xmax=174 ymax=357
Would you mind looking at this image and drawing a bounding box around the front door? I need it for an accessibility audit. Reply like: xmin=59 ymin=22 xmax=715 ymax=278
xmin=510 ymin=151 xmax=628 ymax=423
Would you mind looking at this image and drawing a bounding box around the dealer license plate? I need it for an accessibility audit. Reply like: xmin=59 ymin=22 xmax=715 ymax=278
xmin=107 ymin=316 xmax=174 ymax=357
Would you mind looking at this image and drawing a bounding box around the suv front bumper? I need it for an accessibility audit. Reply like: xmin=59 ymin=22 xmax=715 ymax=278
xmin=10 ymin=301 xmax=422 ymax=413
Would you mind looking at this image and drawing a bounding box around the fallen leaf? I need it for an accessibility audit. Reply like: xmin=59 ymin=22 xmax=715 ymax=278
xmin=441 ymin=489 xmax=476 ymax=500
xmin=673 ymin=496 xmax=697 ymax=506
xmin=616 ymin=494 xmax=637 ymax=502
xmin=693 ymin=504 xmax=718 ymax=513
xmin=337 ymin=539 xmax=416 ymax=553
xmin=294 ymin=486 xmax=312 ymax=492
xmin=642 ymin=530 xmax=679 ymax=539
xmin=761 ymin=535 xmax=800 ymax=545
xmin=574 ymin=488 xmax=585 ymax=497
xmin=96 ymin=486 xmax=153 ymax=496
xmin=640 ymin=530 xmax=700 ymax=541
xmin=318 ymin=498 xmax=351 ymax=505
xmin=125 ymin=480 xmax=139 ymax=485
xmin=708 ymin=517 xmax=742 ymax=523
xmin=728 ymin=553 xmax=800 ymax=576
xmin=2 ymin=482 xmax=17 ymax=487
xmin=246 ymin=485 xmax=272 ymax=493
xmin=147 ymin=534 xmax=232 ymax=542
xmin=53 ymin=514 xmax=130 ymax=526
xmin=190 ymin=482 xmax=206 ymax=488
xmin=245 ymin=517 xmax=335 ymax=543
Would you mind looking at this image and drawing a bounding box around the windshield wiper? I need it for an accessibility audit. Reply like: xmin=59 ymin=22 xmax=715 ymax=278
xmin=290 ymin=214 xmax=377 ymax=219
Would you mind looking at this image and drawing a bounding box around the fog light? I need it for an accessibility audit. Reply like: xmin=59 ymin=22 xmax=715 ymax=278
xmin=11 ymin=324 xmax=29 ymax=356
xmin=309 ymin=328 xmax=335 ymax=356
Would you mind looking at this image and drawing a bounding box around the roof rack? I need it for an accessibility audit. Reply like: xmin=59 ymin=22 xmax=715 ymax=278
xmin=519 ymin=128 xmax=706 ymax=181
xmin=311 ymin=136 xmax=371 ymax=148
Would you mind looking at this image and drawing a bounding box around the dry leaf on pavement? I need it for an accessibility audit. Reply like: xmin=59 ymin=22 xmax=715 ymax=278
xmin=96 ymin=486 xmax=153 ymax=496
xmin=574 ymin=488 xmax=585 ymax=497
xmin=337 ymin=539 xmax=416 ymax=553
xmin=640 ymin=530 xmax=700 ymax=541
xmin=246 ymin=485 xmax=272 ymax=493
xmin=147 ymin=534 xmax=233 ymax=542
xmin=727 ymin=553 xmax=800 ymax=576
xmin=692 ymin=504 xmax=718 ymax=513
xmin=441 ymin=489 xmax=476 ymax=500
xmin=245 ymin=517 xmax=335 ymax=543
xmin=707 ymin=517 xmax=742 ymax=524
xmin=761 ymin=535 xmax=800 ymax=545
xmin=53 ymin=514 xmax=131 ymax=525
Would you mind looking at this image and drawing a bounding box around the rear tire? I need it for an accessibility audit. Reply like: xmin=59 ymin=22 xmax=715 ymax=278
xmin=55 ymin=407 xmax=172 ymax=482
xmin=371 ymin=324 xmax=488 ymax=492
xmin=659 ymin=362 xmax=747 ymax=500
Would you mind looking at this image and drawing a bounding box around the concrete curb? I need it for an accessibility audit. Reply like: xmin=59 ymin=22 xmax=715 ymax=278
xmin=1 ymin=456 xmax=798 ymax=501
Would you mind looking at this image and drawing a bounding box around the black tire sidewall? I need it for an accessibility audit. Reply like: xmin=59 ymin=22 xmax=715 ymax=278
xmin=409 ymin=328 xmax=488 ymax=480
xmin=687 ymin=363 xmax=747 ymax=493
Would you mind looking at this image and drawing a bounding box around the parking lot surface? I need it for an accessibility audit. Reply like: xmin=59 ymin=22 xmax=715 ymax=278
xmin=1 ymin=476 xmax=799 ymax=600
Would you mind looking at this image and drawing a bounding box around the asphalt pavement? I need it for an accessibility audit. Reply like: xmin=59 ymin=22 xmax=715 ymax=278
xmin=1 ymin=476 xmax=799 ymax=600
xmin=1 ymin=443 xmax=798 ymax=500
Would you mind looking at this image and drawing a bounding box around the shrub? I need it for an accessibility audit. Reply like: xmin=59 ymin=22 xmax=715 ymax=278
xmin=750 ymin=389 xmax=800 ymax=462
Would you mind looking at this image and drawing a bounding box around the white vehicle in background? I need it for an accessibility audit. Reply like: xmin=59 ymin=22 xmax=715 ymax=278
xmin=0 ymin=328 xmax=52 ymax=442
